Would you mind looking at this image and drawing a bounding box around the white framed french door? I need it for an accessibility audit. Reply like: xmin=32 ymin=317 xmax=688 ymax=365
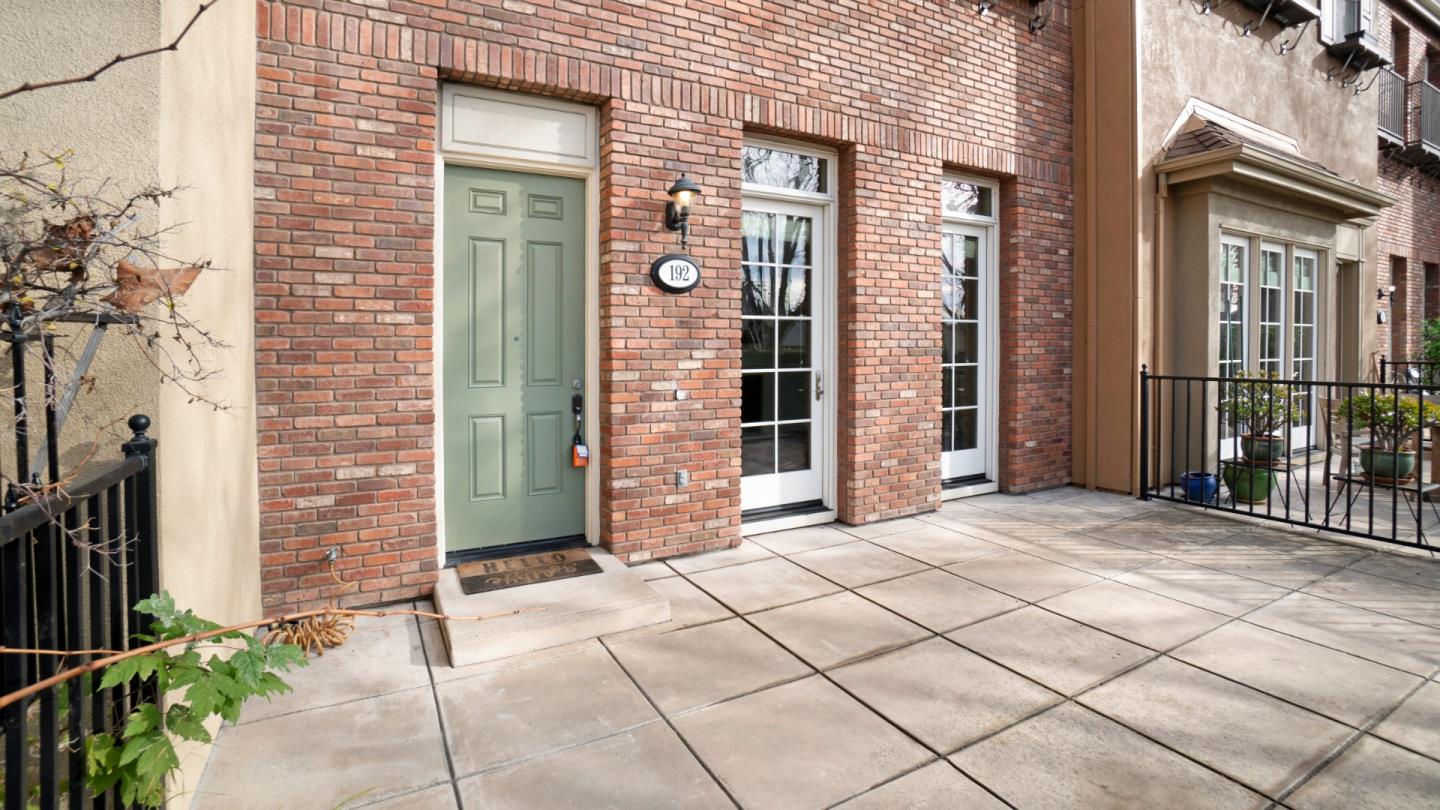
xmin=941 ymin=222 xmax=993 ymax=481
xmin=1290 ymin=247 xmax=1319 ymax=449
xmin=740 ymin=196 xmax=830 ymax=512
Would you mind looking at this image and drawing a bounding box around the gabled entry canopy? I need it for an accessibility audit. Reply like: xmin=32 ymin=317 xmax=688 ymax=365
xmin=1157 ymin=118 xmax=1395 ymax=220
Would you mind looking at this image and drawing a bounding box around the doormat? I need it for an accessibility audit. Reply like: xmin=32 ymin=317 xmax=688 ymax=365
xmin=457 ymin=547 xmax=603 ymax=595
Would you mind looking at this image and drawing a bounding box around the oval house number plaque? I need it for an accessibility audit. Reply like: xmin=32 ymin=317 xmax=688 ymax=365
xmin=650 ymin=253 xmax=702 ymax=294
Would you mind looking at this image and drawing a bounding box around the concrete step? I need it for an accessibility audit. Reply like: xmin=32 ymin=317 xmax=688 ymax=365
xmin=432 ymin=548 xmax=669 ymax=666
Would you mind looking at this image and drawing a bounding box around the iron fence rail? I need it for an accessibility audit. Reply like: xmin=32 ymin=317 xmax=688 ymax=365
xmin=1139 ymin=367 xmax=1436 ymax=551
xmin=0 ymin=416 xmax=157 ymax=810
xmin=1380 ymin=356 xmax=1440 ymax=387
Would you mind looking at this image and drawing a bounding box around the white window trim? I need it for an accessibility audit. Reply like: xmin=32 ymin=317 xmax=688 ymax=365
xmin=740 ymin=137 xmax=839 ymax=516
xmin=740 ymin=136 xmax=838 ymax=205
xmin=941 ymin=172 xmax=1000 ymax=225
xmin=940 ymin=173 xmax=1000 ymax=493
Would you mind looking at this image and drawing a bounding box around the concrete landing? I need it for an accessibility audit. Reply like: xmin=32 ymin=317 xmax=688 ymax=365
xmin=432 ymin=548 xmax=669 ymax=666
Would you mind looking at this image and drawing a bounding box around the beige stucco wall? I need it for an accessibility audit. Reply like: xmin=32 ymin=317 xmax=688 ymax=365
xmin=0 ymin=1 xmax=163 ymax=467
xmin=1076 ymin=0 xmax=1387 ymax=492
xmin=155 ymin=0 xmax=259 ymax=803
xmin=0 ymin=1 xmax=257 ymax=805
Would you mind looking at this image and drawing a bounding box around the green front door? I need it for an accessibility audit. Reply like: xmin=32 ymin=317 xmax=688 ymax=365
xmin=443 ymin=165 xmax=586 ymax=552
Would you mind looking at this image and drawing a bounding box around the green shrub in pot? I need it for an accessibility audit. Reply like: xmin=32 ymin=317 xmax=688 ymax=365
xmin=1217 ymin=371 xmax=1304 ymax=462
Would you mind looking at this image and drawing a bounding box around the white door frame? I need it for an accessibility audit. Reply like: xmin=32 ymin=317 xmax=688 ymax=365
xmin=738 ymin=136 xmax=838 ymax=531
xmin=940 ymin=174 xmax=1000 ymax=500
xmin=738 ymin=194 xmax=830 ymax=512
xmin=433 ymin=86 xmax=601 ymax=562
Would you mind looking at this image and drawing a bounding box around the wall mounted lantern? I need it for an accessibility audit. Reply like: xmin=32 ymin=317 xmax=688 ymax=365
xmin=1029 ymin=0 xmax=1054 ymax=32
xmin=1377 ymin=285 xmax=1395 ymax=324
xmin=665 ymin=173 xmax=703 ymax=249
xmin=977 ymin=0 xmax=995 ymax=15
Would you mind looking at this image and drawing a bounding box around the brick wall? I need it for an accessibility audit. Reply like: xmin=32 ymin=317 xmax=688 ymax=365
xmin=1377 ymin=2 xmax=1440 ymax=362
xmin=254 ymin=0 xmax=1074 ymax=610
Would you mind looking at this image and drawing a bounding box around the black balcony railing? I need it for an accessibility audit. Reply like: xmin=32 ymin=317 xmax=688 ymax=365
xmin=1139 ymin=367 xmax=1439 ymax=551
xmin=1378 ymin=67 xmax=1406 ymax=142
xmin=1417 ymin=80 xmax=1440 ymax=153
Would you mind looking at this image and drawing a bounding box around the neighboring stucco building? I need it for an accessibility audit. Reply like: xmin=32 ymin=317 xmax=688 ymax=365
xmin=0 ymin=0 xmax=258 ymax=802
xmin=251 ymin=0 xmax=1078 ymax=612
xmin=1071 ymin=0 xmax=1440 ymax=494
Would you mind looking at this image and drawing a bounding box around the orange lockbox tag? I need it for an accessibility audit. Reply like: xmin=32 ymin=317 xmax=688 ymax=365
xmin=572 ymin=443 xmax=590 ymax=468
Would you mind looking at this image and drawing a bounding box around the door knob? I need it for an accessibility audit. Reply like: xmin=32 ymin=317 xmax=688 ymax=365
xmin=572 ymin=378 xmax=584 ymax=390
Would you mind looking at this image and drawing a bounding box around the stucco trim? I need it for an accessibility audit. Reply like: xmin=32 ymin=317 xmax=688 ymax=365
xmin=1156 ymin=144 xmax=1397 ymax=219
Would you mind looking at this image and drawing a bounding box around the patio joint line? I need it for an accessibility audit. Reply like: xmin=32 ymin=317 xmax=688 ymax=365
xmin=594 ymin=637 xmax=744 ymax=809
xmin=679 ymin=538 xmax=1066 ymax=808
xmin=1268 ymin=672 xmax=1440 ymax=805
xmin=417 ymin=608 xmax=466 ymax=810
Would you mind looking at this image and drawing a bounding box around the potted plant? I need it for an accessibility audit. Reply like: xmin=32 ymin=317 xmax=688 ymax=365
xmin=1216 ymin=370 xmax=1304 ymax=463
xmin=1338 ymin=393 xmax=1440 ymax=482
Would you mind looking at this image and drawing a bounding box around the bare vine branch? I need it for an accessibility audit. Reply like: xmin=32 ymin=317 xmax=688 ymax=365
xmin=0 ymin=605 xmax=542 ymax=711
xmin=0 ymin=1 xmax=220 ymax=103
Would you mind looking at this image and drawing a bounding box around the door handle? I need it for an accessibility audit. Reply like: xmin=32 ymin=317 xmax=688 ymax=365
xmin=815 ymin=371 xmax=823 ymax=401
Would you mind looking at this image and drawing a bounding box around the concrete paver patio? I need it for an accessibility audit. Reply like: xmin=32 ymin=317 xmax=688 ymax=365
xmin=191 ymin=488 xmax=1440 ymax=809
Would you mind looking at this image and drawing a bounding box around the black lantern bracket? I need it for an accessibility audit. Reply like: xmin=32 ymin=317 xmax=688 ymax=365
xmin=664 ymin=173 xmax=703 ymax=249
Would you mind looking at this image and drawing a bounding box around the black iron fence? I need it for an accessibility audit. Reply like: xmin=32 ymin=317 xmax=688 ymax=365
xmin=0 ymin=415 xmax=157 ymax=809
xmin=1379 ymin=355 xmax=1440 ymax=387
xmin=1139 ymin=367 xmax=1438 ymax=551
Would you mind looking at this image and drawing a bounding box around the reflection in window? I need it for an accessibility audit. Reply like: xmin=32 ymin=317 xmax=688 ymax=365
xmin=742 ymin=146 xmax=827 ymax=193
xmin=942 ymin=180 xmax=993 ymax=219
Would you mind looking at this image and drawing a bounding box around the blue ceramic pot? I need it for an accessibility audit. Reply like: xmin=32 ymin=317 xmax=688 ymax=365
xmin=1180 ymin=471 xmax=1218 ymax=504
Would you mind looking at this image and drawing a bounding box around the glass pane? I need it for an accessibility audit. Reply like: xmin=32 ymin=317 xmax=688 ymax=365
xmin=741 ymin=373 xmax=775 ymax=423
xmin=942 ymin=278 xmax=959 ymax=319
xmin=942 ymin=367 xmax=953 ymax=410
xmin=1222 ymin=242 xmax=1247 ymax=283
xmin=1261 ymin=325 xmax=1280 ymax=364
xmin=955 ymin=323 xmax=978 ymax=363
xmin=742 ymin=321 xmax=775 ymax=369
xmin=956 ymin=366 xmax=978 ymax=407
xmin=781 ymin=217 xmax=812 ymax=266
xmin=742 ymin=265 xmax=775 ymax=316
xmin=777 ymin=320 xmax=810 ymax=368
xmin=941 ymin=235 xmax=956 ymax=274
xmin=777 ymin=372 xmax=811 ymax=421
xmin=955 ymin=409 xmax=978 ymax=450
xmin=741 ymin=211 xmax=775 ymax=264
xmin=941 ymin=324 xmax=954 ymax=363
xmin=941 ymin=411 xmax=953 ymax=454
xmin=742 ymin=426 xmax=775 ymax=477
xmin=941 ymin=180 xmax=993 ymax=218
xmin=778 ymin=267 xmax=810 ymax=316
xmin=1262 ymin=249 xmax=1283 ymax=287
xmin=1262 ymin=289 xmax=1281 ymax=322
xmin=1294 ymin=257 xmax=1315 ymax=290
xmin=963 ymin=237 xmax=979 ymax=276
xmin=742 ymin=146 xmax=827 ymax=193
xmin=960 ymin=279 xmax=978 ymax=320
xmin=777 ymin=424 xmax=811 ymax=472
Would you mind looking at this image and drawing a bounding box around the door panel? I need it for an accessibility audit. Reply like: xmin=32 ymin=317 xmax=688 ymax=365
xmin=444 ymin=165 xmax=586 ymax=551
xmin=740 ymin=200 xmax=826 ymax=512
xmin=941 ymin=226 xmax=991 ymax=481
